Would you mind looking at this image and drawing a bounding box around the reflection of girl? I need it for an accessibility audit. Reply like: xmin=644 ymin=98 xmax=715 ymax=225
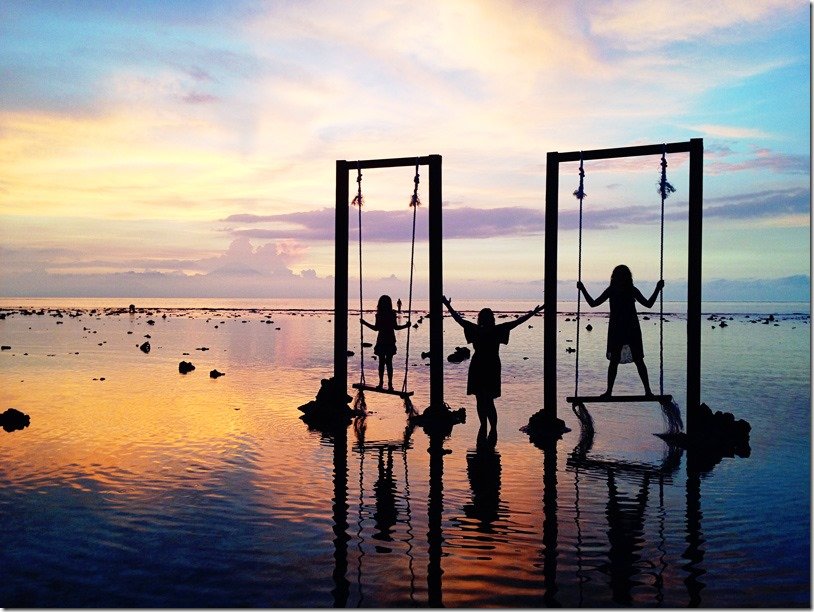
xmin=442 ymin=296 xmax=543 ymax=434
xmin=361 ymin=294 xmax=410 ymax=390
xmin=577 ymin=264 xmax=664 ymax=397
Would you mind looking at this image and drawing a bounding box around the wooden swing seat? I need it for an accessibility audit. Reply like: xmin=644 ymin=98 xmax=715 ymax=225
xmin=353 ymin=383 xmax=414 ymax=398
xmin=567 ymin=394 xmax=672 ymax=404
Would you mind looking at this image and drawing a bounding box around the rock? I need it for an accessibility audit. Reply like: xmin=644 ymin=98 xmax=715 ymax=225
xmin=346 ymin=350 xmax=355 ymax=357
xmin=565 ymin=347 xmax=576 ymax=353
xmin=210 ymin=369 xmax=225 ymax=378
xmin=362 ymin=342 xmax=373 ymax=348
xmin=1 ymin=346 xmax=10 ymax=351
xmin=585 ymin=324 xmax=593 ymax=331
xmin=0 ymin=408 xmax=30 ymax=432
xmin=421 ymin=350 xmax=433 ymax=360
xmin=447 ymin=346 xmax=471 ymax=363
xmin=179 ymin=361 xmax=196 ymax=374
xmin=139 ymin=341 xmax=151 ymax=353
xmin=147 ymin=320 xmax=155 ymax=325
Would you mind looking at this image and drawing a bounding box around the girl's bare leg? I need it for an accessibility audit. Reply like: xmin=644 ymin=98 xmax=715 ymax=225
xmin=603 ymin=359 xmax=619 ymax=396
xmin=635 ymin=359 xmax=653 ymax=395
xmin=377 ymin=359 xmax=384 ymax=388
xmin=386 ymin=357 xmax=393 ymax=390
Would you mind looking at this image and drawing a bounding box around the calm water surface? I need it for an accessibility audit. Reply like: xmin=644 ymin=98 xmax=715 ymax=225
xmin=0 ymin=300 xmax=809 ymax=607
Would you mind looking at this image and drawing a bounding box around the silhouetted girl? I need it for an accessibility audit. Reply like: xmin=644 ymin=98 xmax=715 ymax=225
xmin=361 ymin=294 xmax=410 ymax=391
xmin=442 ymin=296 xmax=543 ymax=434
xmin=577 ymin=265 xmax=664 ymax=397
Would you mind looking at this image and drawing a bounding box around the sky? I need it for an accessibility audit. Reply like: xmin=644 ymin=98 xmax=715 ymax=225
xmin=0 ymin=0 xmax=810 ymax=302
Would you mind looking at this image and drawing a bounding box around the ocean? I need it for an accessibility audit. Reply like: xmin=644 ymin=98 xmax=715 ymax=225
xmin=0 ymin=298 xmax=809 ymax=607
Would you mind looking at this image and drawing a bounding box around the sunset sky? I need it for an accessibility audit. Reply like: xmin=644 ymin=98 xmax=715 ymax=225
xmin=0 ymin=0 xmax=809 ymax=300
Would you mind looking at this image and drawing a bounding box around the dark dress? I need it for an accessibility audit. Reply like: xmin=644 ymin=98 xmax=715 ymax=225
xmin=373 ymin=310 xmax=398 ymax=357
xmin=461 ymin=321 xmax=512 ymax=398
xmin=604 ymin=286 xmax=646 ymax=364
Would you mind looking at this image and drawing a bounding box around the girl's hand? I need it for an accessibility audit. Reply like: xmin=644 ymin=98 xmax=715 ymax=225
xmin=441 ymin=295 xmax=451 ymax=307
xmin=576 ymin=281 xmax=585 ymax=291
xmin=533 ymin=304 xmax=544 ymax=315
xmin=657 ymin=280 xmax=665 ymax=290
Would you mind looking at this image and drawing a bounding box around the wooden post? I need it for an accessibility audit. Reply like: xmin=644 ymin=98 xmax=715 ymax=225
xmin=428 ymin=154 xmax=444 ymax=409
xmin=334 ymin=160 xmax=349 ymax=402
xmin=686 ymin=138 xmax=704 ymax=431
xmin=543 ymin=152 xmax=560 ymax=418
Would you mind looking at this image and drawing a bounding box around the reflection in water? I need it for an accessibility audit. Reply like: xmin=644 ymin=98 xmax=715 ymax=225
xmin=372 ymin=447 xmax=398 ymax=551
xmin=464 ymin=429 xmax=502 ymax=534
xmin=603 ymin=469 xmax=650 ymax=605
xmin=567 ymin=417 xmax=692 ymax=606
xmin=683 ymin=456 xmax=706 ymax=607
xmin=330 ymin=428 xmax=349 ymax=607
xmin=427 ymin=429 xmax=446 ymax=608
xmin=542 ymin=440 xmax=560 ymax=607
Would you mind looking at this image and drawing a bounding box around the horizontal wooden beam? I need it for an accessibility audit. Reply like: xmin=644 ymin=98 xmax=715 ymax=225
xmin=338 ymin=156 xmax=437 ymax=170
xmin=554 ymin=140 xmax=694 ymax=163
xmin=567 ymin=394 xmax=673 ymax=404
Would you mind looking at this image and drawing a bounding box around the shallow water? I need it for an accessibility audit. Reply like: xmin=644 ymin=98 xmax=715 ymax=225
xmin=0 ymin=301 xmax=809 ymax=607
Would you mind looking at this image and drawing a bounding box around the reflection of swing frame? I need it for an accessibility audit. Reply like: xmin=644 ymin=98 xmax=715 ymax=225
xmin=542 ymin=139 xmax=704 ymax=433
xmin=334 ymin=156 xmax=444 ymax=408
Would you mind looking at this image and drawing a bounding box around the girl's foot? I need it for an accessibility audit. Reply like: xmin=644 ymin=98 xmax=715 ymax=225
xmin=599 ymin=390 xmax=612 ymax=398
xmin=387 ymin=382 xmax=394 ymax=391
xmin=376 ymin=381 xmax=383 ymax=390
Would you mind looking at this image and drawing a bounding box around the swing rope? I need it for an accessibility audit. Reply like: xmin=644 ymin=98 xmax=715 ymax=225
xmin=401 ymin=160 xmax=420 ymax=404
xmin=658 ymin=146 xmax=675 ymax=396
xmin=351 ymin=164 xmax=367 ymax=411
xmin=573 ymin=153 xmax=586 ymax=398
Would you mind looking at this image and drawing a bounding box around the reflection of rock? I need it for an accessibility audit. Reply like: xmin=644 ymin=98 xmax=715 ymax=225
xmin=447 ymin=346 xmax=470 ymax=363
xmin=1 ymin=346 xmax=10 ymax=351
xmin=179 ymin=361 xmax=195 ymax=374
xmin=421 ymin=350 xmax=433 ymax=360
xmin=210 ymin=369 xmax=225 ymax=378
xmin=1 ymin=408 xmax=30 ymax=433
xmin=129 ymin=304 xmax=136 ymax=313
xmin=362 ymin=342 xmax=373 ymax=348
xmin=139 ymin=341 xmax=150 ymax=353
xmin=586 ymin=324 xmax=593 ymax=331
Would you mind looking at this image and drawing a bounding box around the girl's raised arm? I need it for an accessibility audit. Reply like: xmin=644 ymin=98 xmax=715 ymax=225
xmin=441 ymin=295 xmax=467 ymax=328
xmin=505 ymin=304 xmax=544 ymax=331
xmin=635 ymin=280 xmax=664 ymax=309
xmin=361 ymin=318 xmax=377 ymax=330
xmin=577 ymin=282 xmax=609 ymax=308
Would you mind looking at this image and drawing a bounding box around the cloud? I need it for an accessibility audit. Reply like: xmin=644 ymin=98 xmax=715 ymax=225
xmin=703 ymin=187 xmax=810 ymax=220
xmin=689 ymin=124 xmax=773 ymax=139
xmin=589 ymin=0 xmax=800 ymax=51
xmin=707 ymin=148 xmax=810 ymax=175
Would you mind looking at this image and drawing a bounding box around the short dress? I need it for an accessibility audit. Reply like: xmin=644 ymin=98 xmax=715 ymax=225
xmin=606 ymin=287 xmax=645 ymax=364
xmin=461 ymin=321 xmax=512 ymax=398
xmin=373 ymin=310 xmax=398 ymax=357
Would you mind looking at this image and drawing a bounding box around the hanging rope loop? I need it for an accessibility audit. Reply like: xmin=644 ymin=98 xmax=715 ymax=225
xmin=402 ymin=159 xmax=420 ymax=400
xmin=353 ymin=162 xmax=366 ymax=390
xmin=410 ymin=161 xmax=421 ymax=208
xmin=573 ymin=153 xmax=585 ymax=397
xmin=657 ymin=146 xmax=671 ymax=395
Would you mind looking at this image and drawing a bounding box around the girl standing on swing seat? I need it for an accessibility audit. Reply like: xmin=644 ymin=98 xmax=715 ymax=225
xmin=361 ymin=295 xmax=411 ymax=391
xmin=442 ymin=296 xmax=544 ymax=436
xmin=577 ymin=264 xmax=664 ymax=398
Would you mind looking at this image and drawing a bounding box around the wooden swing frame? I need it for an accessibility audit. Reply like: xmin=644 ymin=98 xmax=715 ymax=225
xmin=334 ymin=155 xmax=443 ymax=407
xmin=543 ymin=139 xmax=704 ymax=432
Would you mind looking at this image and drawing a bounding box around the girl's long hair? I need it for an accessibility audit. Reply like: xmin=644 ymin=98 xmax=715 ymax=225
xmin=610 ymin=265 xmax=633 ymax=291
xmin=376 ymin=294 xmax=394 ymax=316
